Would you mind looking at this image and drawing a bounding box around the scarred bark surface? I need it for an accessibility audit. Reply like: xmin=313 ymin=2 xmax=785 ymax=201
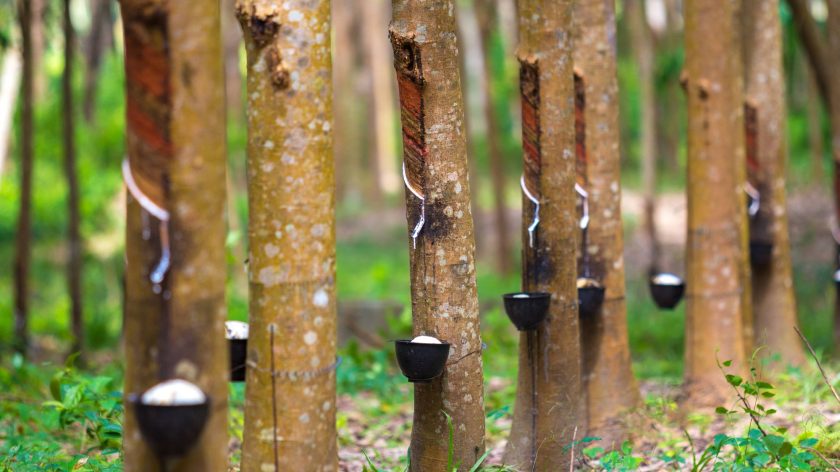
xmin=505 ymin=0 xmax=581 ymax=469
xmin=121 ymin=1 xmax=229 ymax=470
xmin=236 ymin=1 xmax=337 ymax=471
xmin=389 ymin=1 xmax=486 ymax=469
xmin=682 ymin=0 xmax=749 ymax=408
xmin=742 ymin=0 xmax=806 ymax=369
xmin=573 ymin=0 xmax=640 ymax=448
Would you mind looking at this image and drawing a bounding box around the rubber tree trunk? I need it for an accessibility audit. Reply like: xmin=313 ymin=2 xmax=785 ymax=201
xmin=787 ymin=0 xmax=840 ymax=345
xmin=682 ymin=0 xmax=750 ymax=408
xmin=120 ymin=1 xmax=229 ymax=469
xmin=236 ymin=2 xmax=338 ymax=470
xmin=332 ymin=0 xmax=363 ymax=203
xmin=741 ymin=0 xmax=806 ymax=369
xmin=627 ymin=0 xmax=660 ymax=275
xmin=805 ymin=53 xmax=825 ymax=182
xmin=13 ymin=0 xmax=34 ymax=356
xmin=222 ymin=0 xmax=244 ymax=118
xmin=361 ymin=0 xmax=399 ymax=196
xmin=31 ymin=0 xmax=45 ymax=101
xmin=505 ymin=0 xmax=582 ymax=469
xmin=83 ymin=0 xmax=114 ymax=123
xmin=475 ymin=0 xmax=514 ymax=275
xmin=63 ymin=0 xmax=84 ymax=356
xmin=573 ymin=0 xmax=640 ymax=448
xmin=389 ymin=1 xmax=486 ymax=469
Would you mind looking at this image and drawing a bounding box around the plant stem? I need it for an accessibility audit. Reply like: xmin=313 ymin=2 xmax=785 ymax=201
xmin=794 ymin=326 xmax=840 ymax=405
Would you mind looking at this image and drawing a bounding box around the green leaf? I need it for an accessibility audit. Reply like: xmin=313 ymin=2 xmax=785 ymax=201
xmin=761 ymin=392 xmax=775 ymax=398
xmin=722 ymin=360 xmax=733 ymax=367
xmin=715 ymin=407 xmax=730 ymax=415
xmin=49 ymin=374 xmax=63 ymax=401
xmin=753 ymin=453 xmax=771 ymax=466
xmin=779 ymin=441 xmax=793 ymax=457
xmin=763 ymin=434 xmax=785 ymax=454
xmin=583 ymin=446 xmax=604 ymax=458
xmin=64 ymin=352 xmax=81 ymax=369
xmin=799 ymin=438 xmax=818 ymax=448
xmin=725 ymin=374 xmax=743 ymax=387
xmin=755 ymin=381 xmax=773 ymax=389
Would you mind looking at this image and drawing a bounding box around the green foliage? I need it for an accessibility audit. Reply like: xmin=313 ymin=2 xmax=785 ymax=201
xmin=0 ymin=355 xmax=123 ymax=471
xmin=583 ymin=441 xmax=645 ymax=471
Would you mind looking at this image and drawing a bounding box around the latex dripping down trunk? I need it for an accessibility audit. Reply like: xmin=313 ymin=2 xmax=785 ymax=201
xmin=123 ymin=158 xmax=170 ymax=284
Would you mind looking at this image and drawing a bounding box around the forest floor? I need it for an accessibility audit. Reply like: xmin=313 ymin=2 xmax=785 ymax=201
xmin=1 ymin=187 xmax=839 ymax=471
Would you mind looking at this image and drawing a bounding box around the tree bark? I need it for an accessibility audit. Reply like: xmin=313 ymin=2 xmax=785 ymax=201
xmin=222 ymin=0 xmax=243 ymax=119
xmin=627 ymin=0 xmax=660 ymax=275
xmin=805 ymin=58 xmax=825 ymax=182
xmin=0 ymin=50 xmax=22 ymax=176
xmin=574 ymin=0 xmax=640 ymax=448
xmin=505 ymin=0 xmax=582 ymax=468
xmin=361 ymin=0 xmax=399 ymax=197
xmin=742 ymin=0 xmax=806 ymax=369
xmin=30 ymin=0 xmax=45 ymax=101
xmin=682 ymin=0 xmax=749 ymax=408
xmin=13 ymin=0 xmax=34 ymax=356
xmin=332 ymin=0 xmax=363 ymax=203
xmin=120 ymin=1 xmax=229 ymax=469
xmin=787 ymin=0 xmax=840 ymax=346
xmin=83 ymin=0 xmax=114 ymax=123
xmin=236 ymin=1 xmax=338 ymax=470
xmin=389 ymin=1 xmax=486 ymax=469
xmin=475 ymin=0 xmax=513 ymax=275
xmin=63 ymin=0 xmax=84 ymax=356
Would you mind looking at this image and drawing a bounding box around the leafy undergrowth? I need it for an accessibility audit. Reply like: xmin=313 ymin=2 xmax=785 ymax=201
xmin=0 ymin=349 xmax=837 ymax=471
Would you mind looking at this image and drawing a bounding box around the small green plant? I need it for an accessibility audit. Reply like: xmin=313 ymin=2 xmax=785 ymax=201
xmin=582 ymin=440 xmax=644 ymax=471
xmin=687 ymin=356 xmax=824 ymax=471
xmin=41 ymin=354 xmax=123 ymax=456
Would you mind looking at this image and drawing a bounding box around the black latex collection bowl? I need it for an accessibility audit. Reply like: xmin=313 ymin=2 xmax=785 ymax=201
xmin=128 ymin=395 xmax=210 ymax=458
xmin=394 ymin=339 xmax=450 ymax=382
xmin=229 ymin=338 xmax=247 ymax=382
xmin=649 ymin=273 xmax=685 ymax=310
xmin=834 ymin=269 xmax=840 ymax=289
xmin=577 ymin=278 xmax=605 ymax=318
xmin=502 ymin=292 xmax=551 ymax=331
xmin=749 ymin=241 xmax=773 ymax=267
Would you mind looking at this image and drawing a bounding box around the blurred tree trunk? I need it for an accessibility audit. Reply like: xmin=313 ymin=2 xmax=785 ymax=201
xmin=627 ymin=0 xmax=660 ymax=275
xmin=455 ymin=4 xmax=485 ymax=257
xmin=804 ymin=53 xmax=825 ymax=182
xmin=574 ymin=0 xmax=640 ymax=448
xmin=505 ymin=0 xmax=581 ymax=468
xmin=236 ymin=1 xmax=338 ymax=470
xmin=0 ymin=51 xmax=22 ymax=175
xmin=222 ymin=0 xmax=243 ymax=119
xmin=332 ymin=0 xmax=364 ymax=204
xmin=83 ymin=0 xmax=114 ymax=123
xmin=682 ymin=0 xmax=749 ymax=408
xmin=63 ymin=0 xmax=83 ymax=355
xmin=13 ymin=0 xmax=34 ymax=356
xmin=655 ymin=0 xmax=683 ymax=174
xmin=742 ymin=0 xmax=806 ymax=369
xmin=787 ymin=0 xmax=840 ymax=345
xmin=31 ymin=0 xmax=45 ymax=101
xmin=389 ymin=1 xmax=486 ymax=468
xmin=120 ymin=1 xmax=229 ymax=469
xmin=476 ymin=0 xmax=513 ymax=275
xmin=361 ymin=0 xmax=399 ymax=198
